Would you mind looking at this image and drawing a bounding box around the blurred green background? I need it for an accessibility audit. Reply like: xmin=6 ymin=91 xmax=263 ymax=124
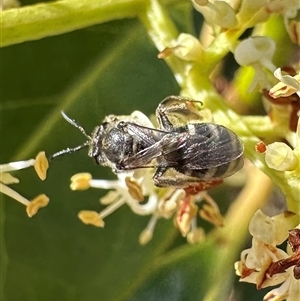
xmin=1 ymin=1 xmax=270 ymax=300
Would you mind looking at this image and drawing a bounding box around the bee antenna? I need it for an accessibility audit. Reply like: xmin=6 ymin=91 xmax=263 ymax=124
xmin=50 ymin=141 xmax=90 ymax=161
xmin=50 ymin=111 xmax=91 ymax=161
xmin=61 ymin=111 xmax=91 ymax=140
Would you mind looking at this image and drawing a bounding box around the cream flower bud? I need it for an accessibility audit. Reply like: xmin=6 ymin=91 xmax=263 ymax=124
xmin=173 ymin=33 xmax=204 ymax=62
xmin=265 ymin=142 xmax=298 ymax=171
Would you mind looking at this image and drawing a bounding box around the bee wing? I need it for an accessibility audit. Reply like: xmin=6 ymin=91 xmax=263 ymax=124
xmin=124 ymin=122 xmax=166 ymax=146
xmin=120 ymin=132 xmax=189 ymax=169
xmin=181 ymin=124 xmax=244 ymax=169
xmin=121 ymin=123 xmax=243 ymax=171
xmin=120 ymin=142 xmax=164 ymax=169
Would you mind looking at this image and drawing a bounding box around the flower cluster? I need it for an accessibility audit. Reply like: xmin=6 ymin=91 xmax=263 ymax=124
xmin=235 ymin=210 xmax=300 ymax=301
xmin=3 ymin=0 xmax=300 ymax=299
xmin=0 ymin=152 xmax=49 ymax=217
xmin=70 ymin=165 xmax=225 ymax=245
xmin=258 ymin=71 xmax=300 ymax=206
xmin=192 ymin=0 xmax=300 ymax=40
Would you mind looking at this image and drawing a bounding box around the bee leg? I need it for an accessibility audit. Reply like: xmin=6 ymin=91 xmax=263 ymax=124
xmin=153 ymin=166 xmax=206 ymax=188
xmin=184 ymin=179 xmax=224 ymax=195
xmin=156 ymin=95 xmax=203 ymax=131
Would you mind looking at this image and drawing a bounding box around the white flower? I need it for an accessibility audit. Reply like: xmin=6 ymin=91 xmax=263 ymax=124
xmin=265 ymin=115 xmax=300 ymax=173
xmin=263 ymin=275 xmax=299 ymax=301
xmin=265 ymin=142 xmax=298 ymax=172
xmin=0 ymin=152 xmax=49 ymax=217
xmin=234 ymin=36 xmax=276 ymax=90
xmin=269 ymin=68 xmax=300 ymax=98
xmin=72 ymin=170 xmax=180 ymax=242
xmin=192 ymin=0 xmax=238 ymax=29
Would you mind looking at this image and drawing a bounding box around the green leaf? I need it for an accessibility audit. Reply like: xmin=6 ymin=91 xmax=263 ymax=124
xmin=1 ymin=20 xmax=181 ymax=301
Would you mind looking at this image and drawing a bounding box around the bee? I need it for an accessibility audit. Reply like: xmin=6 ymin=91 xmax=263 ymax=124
xmin=51 ymin=96 xmax=244 ymax=188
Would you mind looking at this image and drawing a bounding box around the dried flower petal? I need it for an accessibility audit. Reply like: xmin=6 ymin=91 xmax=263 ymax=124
xmin=199 ymin=204 xmax=224 ymax=227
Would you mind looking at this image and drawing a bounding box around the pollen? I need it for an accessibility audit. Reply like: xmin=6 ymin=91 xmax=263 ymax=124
xmin=26 ymin=194 xmax=50 ymax=217
xmin=265 ymin=142 xmax=298 ymax=171
xmin=78 ymin=210 xmax=105 ymax=227
xmin=33 ymin=151 xmax=49 ymax=181
xmin=139 ymin=229 xmax=153 ymax=245
xmin=70 ymin=173 xmax=92 ymax=190
xmin=255 ymin=141 xmax=267 ymax=153
xmin=125 ymin=177 xmax=144 ymax=201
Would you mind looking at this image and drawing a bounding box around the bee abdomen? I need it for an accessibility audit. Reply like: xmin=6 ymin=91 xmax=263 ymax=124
xmin=212 ymin=157 xmax=244 ymax=178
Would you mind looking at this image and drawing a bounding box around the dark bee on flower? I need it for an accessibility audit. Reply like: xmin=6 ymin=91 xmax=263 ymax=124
xmin=51 ymin=96 xmax=244 ymax=188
